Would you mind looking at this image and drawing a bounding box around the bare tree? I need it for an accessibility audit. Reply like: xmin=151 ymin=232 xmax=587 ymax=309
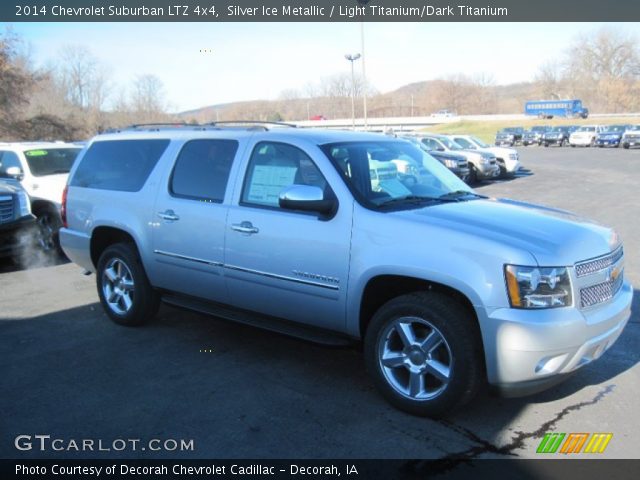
xmin=0 ymin=29 xmax=36 ymax=135
xmin=57 ymin=45 xmax=109 ymax=110
xmin=130 ymin=74 xmax=167 ymax=122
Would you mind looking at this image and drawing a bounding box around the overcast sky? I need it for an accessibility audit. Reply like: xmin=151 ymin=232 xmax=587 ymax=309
xmin=5 ymin=22 xmax=637 ymax=112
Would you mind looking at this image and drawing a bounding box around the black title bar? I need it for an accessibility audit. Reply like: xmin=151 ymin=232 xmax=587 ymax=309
xmin=2 ymin=0 xmax=640 ymax=22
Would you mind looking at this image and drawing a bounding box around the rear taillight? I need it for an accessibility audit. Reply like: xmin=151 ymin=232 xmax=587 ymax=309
xmin=61 ymin=185 xmax=68 ymax=228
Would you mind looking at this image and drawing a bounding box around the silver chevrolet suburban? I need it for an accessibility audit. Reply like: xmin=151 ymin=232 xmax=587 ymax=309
xmin=60 ymin=124 xmax=633 ymax=417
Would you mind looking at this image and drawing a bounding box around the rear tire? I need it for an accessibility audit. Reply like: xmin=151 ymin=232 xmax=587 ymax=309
xmin=96 ymin=242 xmax=160 ymax=326
xmin=364 ymin=292 xmax=484 ymax=417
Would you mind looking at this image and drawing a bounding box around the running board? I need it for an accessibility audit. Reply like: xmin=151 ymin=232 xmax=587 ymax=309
xmin=161 ymin=293 xmax=353 ymax=347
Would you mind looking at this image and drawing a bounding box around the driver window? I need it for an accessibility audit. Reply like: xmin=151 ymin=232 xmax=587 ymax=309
xmin=241 ymin=141 xmax=328 ymax=209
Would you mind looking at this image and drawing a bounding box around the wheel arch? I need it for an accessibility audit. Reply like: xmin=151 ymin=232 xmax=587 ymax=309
xmin=90 ymin=226 xmax=140 ymax=269
xmin=358 ymin=274 xmax=482 ymax=342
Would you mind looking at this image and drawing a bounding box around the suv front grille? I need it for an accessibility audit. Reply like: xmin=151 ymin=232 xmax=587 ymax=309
xmin=580 ymin=272 xmax=624 ymax=308
xmin=0 ymin=196 xmax=14 ymax=224
xmin=575 ymin=247 xmax=623 ymax=277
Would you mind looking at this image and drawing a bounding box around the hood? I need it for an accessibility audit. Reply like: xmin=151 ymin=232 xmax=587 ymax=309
xmin=24 ymin=173 xmax=68 ymax=205
xmin=392 ymin=197 xmax=616 ymax=266
xmin=0 ymin=179 xmax=24 ymax=194
xmin=478 ymin=146 xmax=516 ymax=157
xmin=430 ymin=151 xmax=466 ymax=162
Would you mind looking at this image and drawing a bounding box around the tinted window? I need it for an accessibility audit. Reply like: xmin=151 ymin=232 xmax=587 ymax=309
xmin=71 ymin=139 xmax=169 ymax=192
xmin=170 ymin=139 xmax=238 ymax=202
xmin=241 ymin=142 xmax=327 ymax=209
xmin=0 ymin=151 xmax=22 ymax=177
xmin=24 ymin=148 xmax=80 ymax=177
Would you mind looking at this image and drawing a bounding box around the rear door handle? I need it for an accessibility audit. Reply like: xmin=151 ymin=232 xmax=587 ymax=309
xmin=231 ymin=221 xmax=259 ymax=235
xmin=158 ymin=210 xmax=180 ymax=222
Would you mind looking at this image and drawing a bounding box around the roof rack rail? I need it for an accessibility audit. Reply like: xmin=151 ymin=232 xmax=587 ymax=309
xmin=208 ymin=120 xmax=297 ymax=128
xmin=126 ymin=122 xmax=195 ymax=129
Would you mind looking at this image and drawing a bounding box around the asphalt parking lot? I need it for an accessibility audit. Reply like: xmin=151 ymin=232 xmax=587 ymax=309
xmin=1 ymin=145 xmax=638 ymax=461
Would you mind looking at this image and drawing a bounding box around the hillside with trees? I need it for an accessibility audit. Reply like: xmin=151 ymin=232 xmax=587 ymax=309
xmin=1 ymin=26 xmax=639 ymax=141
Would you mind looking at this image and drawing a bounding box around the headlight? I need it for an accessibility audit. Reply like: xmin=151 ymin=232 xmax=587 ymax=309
xmin=443 ymin=159 xmax=457 ymax=168
xmin=504 ymin=265 xmax=572 ymax=309
xmin=17 ymin=191 xmax=31 ymax=217
xmin=509 ymin=153 xmax=518 ymax=160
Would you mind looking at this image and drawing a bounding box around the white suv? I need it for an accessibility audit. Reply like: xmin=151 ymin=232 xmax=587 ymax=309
xmin=0 ymin=142 xmax=82 ymax=252
xmin=447 ymin=135 xmax=521 ymax=177
xmin=568 ymin=126 xmax=603 ymax=147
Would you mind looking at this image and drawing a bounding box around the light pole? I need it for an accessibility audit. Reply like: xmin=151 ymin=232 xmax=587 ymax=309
xmin=361 ymin=22 xmax=368 ymax=129
xmin=345 ymin=53 xmax=361 ymax=130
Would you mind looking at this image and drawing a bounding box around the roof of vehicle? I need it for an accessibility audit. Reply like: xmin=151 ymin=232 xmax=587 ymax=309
xmin=0 ymin=141 xmax=81 ymax=150
xmin=91 ymin=126 xmax=394 ymax=146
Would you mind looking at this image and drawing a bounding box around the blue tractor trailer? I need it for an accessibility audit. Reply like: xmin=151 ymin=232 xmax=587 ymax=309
xmin=525 ymin=99 xmax=589 ymax=119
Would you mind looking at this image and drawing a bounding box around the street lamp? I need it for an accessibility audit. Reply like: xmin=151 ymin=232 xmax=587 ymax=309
xmin=345 ymin=53 xmax=361 ymax=129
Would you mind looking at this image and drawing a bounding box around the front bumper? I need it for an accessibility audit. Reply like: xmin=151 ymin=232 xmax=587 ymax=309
xmin=569 ymin=137 xmax=593 ymax=146
xmin=476 ymin=163 xmax=501 ymax=180
xmin=596 ymin=138 xmax=621 ymax=147
xmin=544 ymin=137 xmax=566 ymax=145
xmin=450 ymin=165 xmax=470 ymax=180
xmin=0 ymin=215 xmax=36 ymax=259
xmin=480 ymin=279 xmax=633 ymax=396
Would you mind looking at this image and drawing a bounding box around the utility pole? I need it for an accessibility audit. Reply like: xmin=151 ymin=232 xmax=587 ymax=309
xmin=361 ymin=22 xmax=368 ymax=129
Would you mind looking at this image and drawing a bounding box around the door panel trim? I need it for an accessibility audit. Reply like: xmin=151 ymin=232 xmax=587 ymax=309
xmin=153 ymin=249 xmax=223 ymax=267
xmin=224 ymin=264 xmax=340 ymax=291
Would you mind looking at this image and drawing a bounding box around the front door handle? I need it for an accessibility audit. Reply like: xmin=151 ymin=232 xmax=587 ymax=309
xmin=158 ymin=209 xmax=180 ymax=222
xmin=231 ymin=221 xmax=259 ymax=235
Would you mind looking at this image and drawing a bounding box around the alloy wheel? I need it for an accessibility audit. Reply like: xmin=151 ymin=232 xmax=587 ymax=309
xmin=102 ymin=258 xmax=135 ymax=315
xmin=377 ymin=316 xmax=453 ymax=400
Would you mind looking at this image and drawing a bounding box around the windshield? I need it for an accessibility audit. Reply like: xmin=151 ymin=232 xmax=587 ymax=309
xmin=577 ymin=126 xmax=595 ymax=132
xmin=531 ymin=126 xmax=547 ymax=132
xmin=452 ymin=137 xmax=476 ymax=149
xmin=470 ymin=136 xmax=489 ymax=148
xmin=320 ymin=141 xmax=473 ymax=210
xmin=437 ymin=137 xmax=463 ymax=150
xmin=550 ymin=127 xmax=565 ymax=132
xmin=604 ymin=125 xmax=627 ymax=133
xmin=24 ymin=148 xmax=81 ymax=177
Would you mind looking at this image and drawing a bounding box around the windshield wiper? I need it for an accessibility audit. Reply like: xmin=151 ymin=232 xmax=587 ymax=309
xmin=438 ymin=190 xmax=487 ymax=201
xmin=377 ymin=195 xmax=457 ymax=209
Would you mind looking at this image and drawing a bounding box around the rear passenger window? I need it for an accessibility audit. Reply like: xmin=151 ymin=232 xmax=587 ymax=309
xmin=170 ymin=139 xmax=238 ymax=202
xmin=71 ymin=140 xmax=169 ymax=192
xmin=241 ymin=142 xmax=327 ymax=209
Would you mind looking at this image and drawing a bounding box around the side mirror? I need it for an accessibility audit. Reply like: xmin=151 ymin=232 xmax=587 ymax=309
xmin=5 ymin=166 xmax=24 ymax=181
xmin=279 ymin=185 xmax=336 ymax=215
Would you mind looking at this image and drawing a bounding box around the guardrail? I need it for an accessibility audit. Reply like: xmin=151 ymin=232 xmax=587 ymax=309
xmin=294 ymin=113 xmax=640 ymax=131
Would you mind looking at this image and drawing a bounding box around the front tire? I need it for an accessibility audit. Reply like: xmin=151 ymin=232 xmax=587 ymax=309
xmin=364 ymin=292 xmax=484 ymax=417
xmin=96 ymin=243 xmax=160 ymax=326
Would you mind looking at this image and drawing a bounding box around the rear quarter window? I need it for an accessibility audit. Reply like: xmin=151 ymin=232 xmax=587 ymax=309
xmin=70 ymin=139 xmax=169 ymax=191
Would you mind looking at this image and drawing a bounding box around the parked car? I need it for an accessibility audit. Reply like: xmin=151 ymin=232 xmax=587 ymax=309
xmin=415 ymin=134 xmax=499 ymax=184
xmin=400 ymin=136 xmax=470 ymax=182
xmin=447 ymin=135 xmax=521 ymax=178
xmin=431 ymin=109 xmax=456 ymax=118
xmin=522 ymin=126 xmax=550 ymax=146
xmin=595 ymin=125 xmax=631 ymax=148
xmin=621 ymin=125 xmax=640 ymax=149
xmin=494 ymin=127 xmax=524 ymax=147
xmin=0 ymin=178 xmax=36 ymax=259
xmin=60 ymin=123 xmax=633 ymax=417
xmin=542 ymin=126 xmax=572 ymax=147
xmin=0 ymin=142 xmax=82 ymax=253
xmin=568 ymin=125 xmax=602 ymax=147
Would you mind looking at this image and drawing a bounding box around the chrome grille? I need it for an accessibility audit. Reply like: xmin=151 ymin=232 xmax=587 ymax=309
xmin=575 ymin=247 xmax=623 ymax=277
xmin=0 ymin=196 xmax=14 ymax=224
xmin=580 ymin=271 xmax=624 ymax=308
